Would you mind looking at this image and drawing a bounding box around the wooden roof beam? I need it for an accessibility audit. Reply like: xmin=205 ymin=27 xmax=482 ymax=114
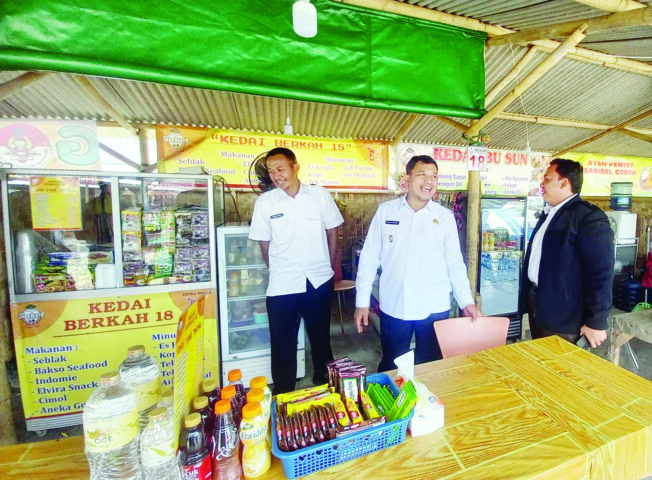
xmin=554 ymin=108 xmax=652 ymax=156
xmin=571 ymin=0 xmax=646 ymax=12
xmin=0 ymin=72 xmax=50 ymax=102
xmin=391 ymin=113 xmax=419 ymax=147
xmin=487 ymin=7 xmax=652 ymax=47
xmin=466 ymin=24 xmax=588 ymax=138
xmin=496 ymin=112 xmax=652 ymax=136
xmin=74 ymin=75 xmax=138 ymax=136
xmin=621 ymin=129 xmax=652 ymax=144
xmin=485 ymin=47 xmax=539 ymax=106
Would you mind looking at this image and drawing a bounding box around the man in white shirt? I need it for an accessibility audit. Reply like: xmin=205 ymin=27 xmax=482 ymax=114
xmin=249 ymin=147 xmax=344 ymax=394
xmin=355 ymin=155 xmax=481 ymax=371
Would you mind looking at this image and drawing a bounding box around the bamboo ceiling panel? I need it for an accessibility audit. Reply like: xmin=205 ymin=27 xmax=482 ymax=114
xmin=2 ymin=336 xmax=651 ymax=479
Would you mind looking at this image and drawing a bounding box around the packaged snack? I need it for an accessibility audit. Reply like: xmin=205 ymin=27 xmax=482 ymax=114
xmin=121 ymin=209 xmax=141 ymax=232
xmin=191 ymin=211 xmax=209 ymax=227
xmin=142 ymin=210 xmax=161 ymax=232
xmin=122 ymin=232 xmax=142 ymax=253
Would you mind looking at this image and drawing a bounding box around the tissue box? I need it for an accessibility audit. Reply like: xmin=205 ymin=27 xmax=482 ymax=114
xmin=408 ymin=378 xmax=445 ymax=437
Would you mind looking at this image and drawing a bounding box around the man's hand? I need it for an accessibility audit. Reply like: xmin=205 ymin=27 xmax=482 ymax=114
xmin=354 ymin=307 xmax=370 ymax=333
xmin=580 ymin=325 xmax=607 ymax=348
xmin=462 ymin=304 xmax=483 ymax=321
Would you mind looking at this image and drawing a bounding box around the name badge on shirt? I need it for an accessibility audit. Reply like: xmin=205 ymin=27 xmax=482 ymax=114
xmin=270 ymin=213 xmax=284 ymax=219
xmin=385 ymin=220 xmax=399 ymax=225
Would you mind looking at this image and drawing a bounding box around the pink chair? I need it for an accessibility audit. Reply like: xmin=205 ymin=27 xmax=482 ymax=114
xmin=433 ymin=316 xmax=510 ymax=358
xmin=333 ymin=249 xmax=355 ymax=334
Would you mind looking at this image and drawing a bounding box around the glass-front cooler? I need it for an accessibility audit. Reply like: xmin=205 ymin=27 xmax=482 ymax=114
xmin=2 ymin=169 xmax=219 ymax=432
xmin=217 ymin=225 xmax=305 ymax=387
xmin=479 ymin=197 xmax=526 ymax=340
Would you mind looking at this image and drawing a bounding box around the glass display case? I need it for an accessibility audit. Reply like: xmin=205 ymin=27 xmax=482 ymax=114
xmin=217 ymin=225 xmax=305 ymax=386
xmin=2 ymin=169 xmax=217 ymax=301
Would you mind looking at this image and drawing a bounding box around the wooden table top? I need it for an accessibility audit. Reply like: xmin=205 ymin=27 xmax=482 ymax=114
xmin=3 ymin=336 xmax=652 ymax=479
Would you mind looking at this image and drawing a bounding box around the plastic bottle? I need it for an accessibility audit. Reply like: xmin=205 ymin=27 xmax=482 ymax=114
xmin=83 ymin=370 xmax=142 ymax=480
xmin=119 ymin=345 xmax=161 ymax=430
xmin=227 ymin=369 xmax=246 ymax=413
xmin=179 ymin=412 xmax=212 ymax=480
xmin=194 ymin=395 xmax=216 ymax=446
xmin=158 ymin=388 xmax=174 ymax=412
xmin=221 ymin=386 xmax=242 ymax=428
xmin=212 ymin=399 xmax=242 ymax=480
xmin=245 ymin=389 xmax=268 ymax=446
xmin=239 ymin=402 xmax=270 ymax=478
xmin=140 ymin=407 xmax=182 ymax=480
xmin=248 ymin=377 xmax=270 ymax=423
xmin=202 ymin=379 xmax=221 ymax=412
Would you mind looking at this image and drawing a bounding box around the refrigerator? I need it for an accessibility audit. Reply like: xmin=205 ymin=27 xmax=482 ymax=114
xmin=2 ymin=169 xmax=220 ymax=433
xmin=216 ymin=225 xmax=305 ymax=387
xmin=479 ymin=197 xmax=527 ymax=340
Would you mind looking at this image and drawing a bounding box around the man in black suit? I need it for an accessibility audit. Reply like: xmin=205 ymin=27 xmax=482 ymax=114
xmin=521 ymin=158 xmax=614 ymax=348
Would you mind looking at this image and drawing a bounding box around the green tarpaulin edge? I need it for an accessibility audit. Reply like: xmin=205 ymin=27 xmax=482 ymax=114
xmin=0 ymin=0 xmax=487 ymax=119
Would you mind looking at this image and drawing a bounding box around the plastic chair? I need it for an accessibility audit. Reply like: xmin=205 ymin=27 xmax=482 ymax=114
xmin=333 ymin=248 xmax=355 ymax=334
xmin=433 ymin=316 xmax=510 ymax=358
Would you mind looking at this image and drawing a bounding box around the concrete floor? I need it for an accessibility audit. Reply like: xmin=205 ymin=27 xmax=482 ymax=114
xmin=8 ymin=292 xmax=652 ymax=445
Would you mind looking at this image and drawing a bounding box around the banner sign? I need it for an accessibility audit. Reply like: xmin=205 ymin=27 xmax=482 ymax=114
xmin=29 ymin=176 xmax=82 ymax=230
xmin=173 ymin=295 xmax=205 ymax=441
xmin=566 ymin=152 xmax=652 ymax=197
xmin=10 ymin=288 xmax=217 ymax=425
xmin=396 ymin=143 xmax=550 ymax=196
xmin=0 ymin=120 xmax=99 ymax=169
xmin=156 ymin=126 xmax=390 ymax=190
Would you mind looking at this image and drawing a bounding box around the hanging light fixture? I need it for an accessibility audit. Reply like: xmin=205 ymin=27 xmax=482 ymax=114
xmin=293 ymin=0 xmax=318 ymax=38
xmin=284 ymin=99 xmax=294 ymax=135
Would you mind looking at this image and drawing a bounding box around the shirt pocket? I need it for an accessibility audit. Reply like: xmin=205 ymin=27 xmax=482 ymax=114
xmin=380 ymin=222 xmax=403 ymax=255
xmin=270 ymin=215 xmax=292 ymax=254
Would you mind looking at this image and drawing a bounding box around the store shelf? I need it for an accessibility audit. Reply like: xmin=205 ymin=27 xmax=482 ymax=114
xmin=225 ymin=263 xmax=266 ymax=270
xmin=227 ymin=294 xmax=266 ymax=302
xmin=229 ymin=323 xmax=269 ymax=332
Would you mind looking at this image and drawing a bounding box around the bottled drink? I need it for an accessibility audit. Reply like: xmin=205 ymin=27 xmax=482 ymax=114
xmin=239 ymin=402 xmax=270 ymax=478
xmin=212 ymin=399 xmax=242 ymax=480
xmin=140 ymin=407 xmax=182 ymax=480
xmin=227 ymin=370 xmax=246 ymax=422
xmin=83 ymin=370 xmax=142 ymax=480
xmin=249 ymin=377 xmax=271 ymax=425
xmin=221 ymin=386 xmax=242 ymax=428
xmin=158 ymin=388 xmax=174 ymax=412
xmin=119 ymin=345 xmax=161 ymax=430
xmin=202 ymin=379 xmax=221 ymax=412
xmin=245 ymin=389 xmax=267 ymax=446
xmin=179 ymin=413 xmax=211 ymax=480
xmin=194 ymin=395 xmax=215 ymax=446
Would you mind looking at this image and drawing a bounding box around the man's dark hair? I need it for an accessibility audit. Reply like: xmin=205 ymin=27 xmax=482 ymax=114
xmin=406 ymin=155 xmax=438 ymax=175
xmin=550 ymin=158 xmax=583 ymax=194
xmin=265 ymin=147 xmax=296 ymax=164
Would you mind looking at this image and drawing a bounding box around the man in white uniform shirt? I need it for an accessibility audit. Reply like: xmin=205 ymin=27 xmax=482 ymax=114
xmin=249 ymin=147 xmax=344 ymax=394
xmin=355 ymin=155 xmax=481 ymax=371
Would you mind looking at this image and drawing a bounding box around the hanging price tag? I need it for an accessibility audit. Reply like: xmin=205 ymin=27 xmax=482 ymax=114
xmin=467 ymin=145 xmax=488 ymax=171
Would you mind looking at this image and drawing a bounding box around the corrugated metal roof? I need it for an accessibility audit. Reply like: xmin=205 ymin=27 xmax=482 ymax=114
xmin=1 ymin=1 xmax=651 ymax=159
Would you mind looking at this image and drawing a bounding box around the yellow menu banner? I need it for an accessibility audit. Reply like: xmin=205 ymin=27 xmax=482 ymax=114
xmin=566 ymin=152 xmax=652 ymax=197
xmin=156 ymin=126 xmax=389 ymax=190
xmin=29 ymin=176 xmax=82 ymax=230
xmin=10 ymin=288 xmax=217 ymax=423
xmin=173 ymin=295 xmax=205 ymax=440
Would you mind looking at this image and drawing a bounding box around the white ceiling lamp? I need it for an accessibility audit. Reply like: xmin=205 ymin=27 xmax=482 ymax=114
xmin=284 ymin=100 xmax=294 ymax=135
xmin=293 ymin=0 xmax=318 ymax=38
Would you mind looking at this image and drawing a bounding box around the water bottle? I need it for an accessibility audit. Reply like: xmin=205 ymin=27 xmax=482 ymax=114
xmin=179 ymin=412 xmax=211 ymax=480
xmin=211 ymin=400 xmax=242 ymax=480
xmin=239 ymin=402 xmax=270 ymax=478
xmin=140 ymin=407 xmax=182 ymax=480
xmin=221 ymin=386 xmax=242 ymax=428
xmin=83 ymin=370 xmax=142 ymax=480
xmin=119 ymin=345 xmax=162 ymax=430
xmin=202 ymin=378 xmax=221 ymax=412
xmin=158 ymin=388 xmax=174 ymax=412
xmin=193 ymin=395 xmax=216 ymax=447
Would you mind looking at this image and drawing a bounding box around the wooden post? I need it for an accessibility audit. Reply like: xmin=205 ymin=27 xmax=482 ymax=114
xmin=0 ymin=188 xmax=17 ymax=445
xmin=466 ymin=170 xmax=481 ymax=305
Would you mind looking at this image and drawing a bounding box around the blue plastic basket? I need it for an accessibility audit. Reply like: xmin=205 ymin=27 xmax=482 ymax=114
xmin=271 ymin=372 xmax=412 ymax=479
